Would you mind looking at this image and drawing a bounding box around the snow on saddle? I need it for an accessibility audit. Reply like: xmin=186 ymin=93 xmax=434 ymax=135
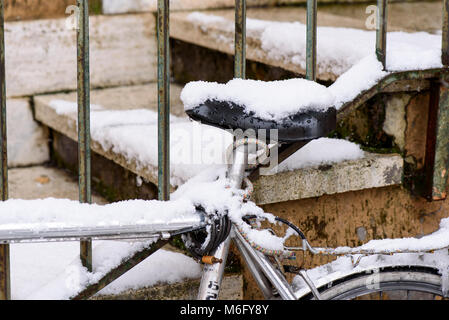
xmin=181 ymin=78 xmax=336 ymax=143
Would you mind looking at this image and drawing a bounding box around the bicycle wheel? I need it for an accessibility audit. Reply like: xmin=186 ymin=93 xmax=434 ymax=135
xmin=300 ymin=266 xmax=445 ymax=300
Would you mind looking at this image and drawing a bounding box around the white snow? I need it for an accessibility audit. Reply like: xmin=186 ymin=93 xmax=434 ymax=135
xmin=182 ymin=13 xmax=442 ymax=118
xmin=329 ymin=216 xmax=449 ymax=255
xmin=0 ymin=197 xmax=199 ymax=231
xmin=11 ymin=240 xmax=201 ymax=299
xmin=5 ymin=166 xmax=275 ymax=299
xmin=49 ymin=100 xmax=103 ymax=115
xmin=187 ymin=12 xmax=442 ymax=76
xmin=48 ymin=102 xmax=232 ymax=186
xmin=292 ymin=217 xmax=449 ymax=296
xmin=329 ymin=54 xmax=388 ymax=109
xmin=276 ymin=138 xmax=365 ymax=172
xmin=102 ymin=0 xmax=154 ymax=14
xmin=181 ymin=78 xmax=334 ymax=121
xmin=97 ymin=249 xmax=201 ymax=295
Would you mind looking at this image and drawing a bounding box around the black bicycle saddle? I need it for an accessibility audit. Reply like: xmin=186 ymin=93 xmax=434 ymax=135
xmin=185 ymin=99 xmax=336 ymax=143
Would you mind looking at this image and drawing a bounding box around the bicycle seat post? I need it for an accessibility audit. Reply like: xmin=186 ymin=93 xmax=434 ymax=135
xmin=227 ymin=141 xmax=249 ymax=189
xmin=197 ymin=140 xmax=248 ymax=300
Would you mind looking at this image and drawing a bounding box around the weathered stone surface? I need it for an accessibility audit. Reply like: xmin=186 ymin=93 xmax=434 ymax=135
xmin=405 ymin=92 xmax=431 ymax=171
xmin=4 ymin=14 xmax=156 ymax=98
xmin=382 ymin=94 xmax=409 ymax=151
xmin=252 ymin=153 xmax=403 ymax=205
xmin=7 ymin=99 xmax=49 ymax=167
xmin=319 ymin=2 xmax=442 ymax=34
xmin=3 ymin=0 xmax=102 ymax=22
xmin=92 ymin=274 xmax=242 ymax=300
xmin=34 ymin=83 xmax=186 ymax=118
xmin=9 ymin=165 xmax=107 ymax=203
xmin=171 ymin=38 xmax=301 ymax=84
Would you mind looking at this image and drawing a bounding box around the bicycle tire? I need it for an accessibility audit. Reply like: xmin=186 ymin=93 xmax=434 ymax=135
xmin=299 ymin=266 xmax=445 ymax=300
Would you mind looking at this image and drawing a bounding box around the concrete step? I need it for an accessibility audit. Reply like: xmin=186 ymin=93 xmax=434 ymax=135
xmin=34 ymin=83 xmax=186 ymax=191
xmin=4 ymin=13 xmax=157 ymax=98
xmin=170 ymin=2 xmax=442 ymax=81
xmin=101 ymin=0 xmax=434 ymax=15
xmin=92 ymin=274 xmax=243 ymax=300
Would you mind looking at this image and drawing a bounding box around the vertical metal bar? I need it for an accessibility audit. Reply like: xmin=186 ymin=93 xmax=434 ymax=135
xmin=306 ymin=0 xmax=317 ymax=81
xmin=235 ymin=0 xmax=246 ymax=79
xmin=77 ymin=0 xmax=92 ymax=271
xmin=430 ymin=77 xmax=449 ymax=200
xmin=157 ymin=0 xmax=170 ymax=201
xmin=0 ymin=0 xmax=10 ymax=301
xmin=376 ymin=0 xmax=387 ymax=69
xmin=443 ymin=0 xmax=449 ymax=66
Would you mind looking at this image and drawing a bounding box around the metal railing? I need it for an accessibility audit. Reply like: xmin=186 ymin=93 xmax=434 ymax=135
xmin=0 ymin=0 xmax=448 ymax=300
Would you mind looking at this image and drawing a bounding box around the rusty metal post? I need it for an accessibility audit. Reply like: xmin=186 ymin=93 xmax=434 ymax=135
xmin=430 ymin=77 xmax=449 ymax=200
xmin=306 ymin=0 xmax=317 ymax=81
xmin=376 ymin=0 xmax=387 ymax=69
xmin=77 ymin=0 xmax=92 ymax=271
xmin=157 ymin=0 xmax=170 ymax=201
xmin=0 ymin=0 xmax=9 ymax=301
xmin=424 ymin=1 xmax=449 ymax=201
xmin=443 ymin=0 xmax=449 ymax=66
xmin=426 ymin=75 xmax=449 ymax=201
xmin=235 ymin=0 xmax=246 ymax=79
xmin=426 ymin=74 xmax=449 ymax=202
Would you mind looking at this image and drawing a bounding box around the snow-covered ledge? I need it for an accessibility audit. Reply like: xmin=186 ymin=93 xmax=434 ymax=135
xmin=102 ymin=0 xmax=307 ymax=14
xmin=252 ymin=153 xmax=403 ymax=205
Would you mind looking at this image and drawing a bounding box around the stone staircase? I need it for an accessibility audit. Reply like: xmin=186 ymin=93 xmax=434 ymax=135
xmin=3 ymin=0 xmax=447 ymax=299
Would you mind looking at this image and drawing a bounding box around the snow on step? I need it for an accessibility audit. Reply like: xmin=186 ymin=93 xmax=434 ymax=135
xmin=276 ymin=138 xmax=365 ymax=172
xmin=181 ymin=78 xmax=334 ymax=121
xmin=11 ymin=241 xmax=201 ymax=300
xmin=181 ymin=48 xmax=438 ymax=117
xmin=184 ymin=12 xmax=442 ymax=79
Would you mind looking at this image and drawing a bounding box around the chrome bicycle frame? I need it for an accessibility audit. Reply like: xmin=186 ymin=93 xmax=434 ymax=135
xmin=196 ymin=142 xmax=300 ymax=300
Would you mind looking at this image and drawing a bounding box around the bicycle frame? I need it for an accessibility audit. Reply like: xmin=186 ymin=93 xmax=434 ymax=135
xmin=196 ymin=142 xmax=299 ymax=300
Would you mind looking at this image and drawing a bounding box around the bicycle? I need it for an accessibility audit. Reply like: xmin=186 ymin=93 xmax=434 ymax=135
xmin=1 ymin=88 xmax=448 ymax=301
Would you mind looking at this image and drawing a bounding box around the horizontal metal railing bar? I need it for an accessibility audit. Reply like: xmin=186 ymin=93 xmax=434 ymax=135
xmin=0 ymin=217 xmax=205 ymax=244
